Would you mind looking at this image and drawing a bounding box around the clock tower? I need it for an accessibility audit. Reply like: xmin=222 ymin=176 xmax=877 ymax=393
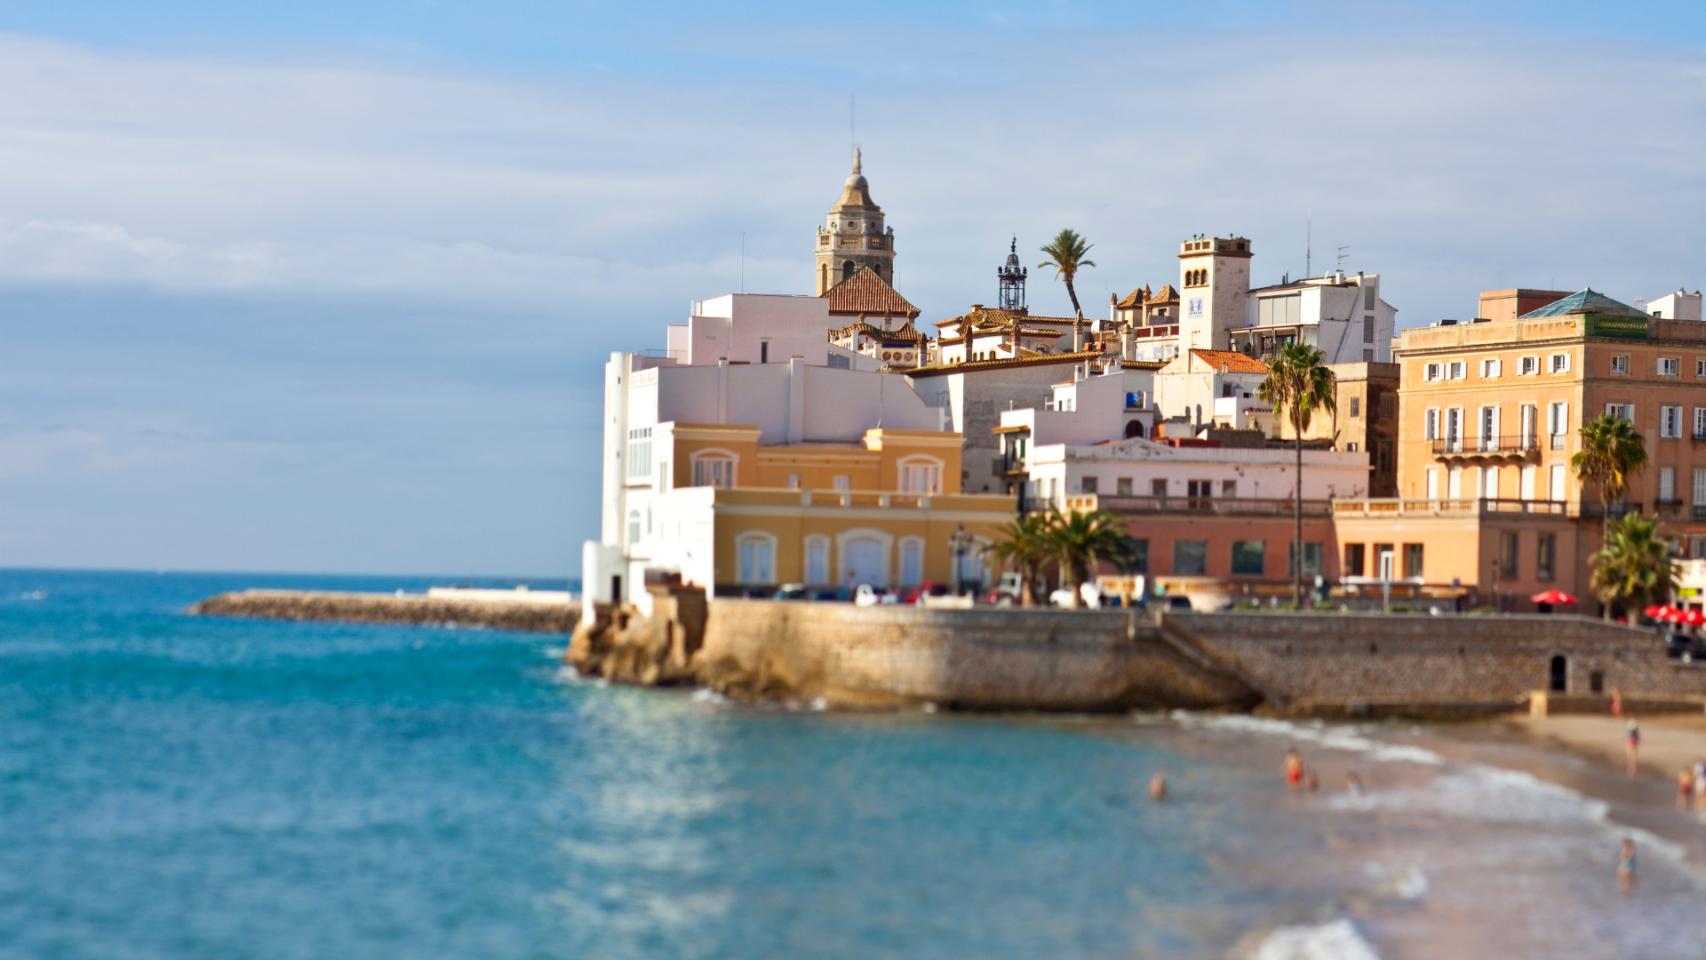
xmin=1177 ymin=234 xmax=1253 ymax=350
xmin=816 ymin=148 xmax=896 ymax=295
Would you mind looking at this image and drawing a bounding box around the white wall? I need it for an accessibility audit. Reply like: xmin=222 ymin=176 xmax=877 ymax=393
xmin=686 ymin=293 xmax=830 ymax=366
xmin=1026 ymin=437 xmax=1369 ymax=507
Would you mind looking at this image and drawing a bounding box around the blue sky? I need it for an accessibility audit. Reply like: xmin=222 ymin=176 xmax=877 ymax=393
xmin=2 ymin=2 xmax=1705 ymax=575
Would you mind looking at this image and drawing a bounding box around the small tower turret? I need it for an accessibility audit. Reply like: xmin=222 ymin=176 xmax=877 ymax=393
xmin=997 ymin=237 xmax=1027 ymax=311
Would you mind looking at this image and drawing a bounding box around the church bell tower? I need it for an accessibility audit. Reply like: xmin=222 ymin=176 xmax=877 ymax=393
xmin=815 ymin=148 xmax=896 ymax=294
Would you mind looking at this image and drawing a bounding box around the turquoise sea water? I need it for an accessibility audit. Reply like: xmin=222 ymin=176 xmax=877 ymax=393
xmin=8 ymin=568 xmax=1706 ymax=959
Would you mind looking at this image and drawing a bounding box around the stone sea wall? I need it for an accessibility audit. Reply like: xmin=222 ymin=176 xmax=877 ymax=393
xmin=191 ymin=589 xmax=579 ymax=634
xmin=570 ymin=599 xmax=1706 ymax=715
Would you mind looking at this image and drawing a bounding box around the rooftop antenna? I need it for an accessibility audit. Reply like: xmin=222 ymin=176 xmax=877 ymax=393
xmin=1335 ymin=244 xmax=1351 ymax=273
xmin=1305 ymin=214 xmax=1312 ymax=278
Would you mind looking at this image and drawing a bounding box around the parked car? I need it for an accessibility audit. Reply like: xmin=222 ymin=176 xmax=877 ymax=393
xmin=897 ymin=582 xmax=951 ymax=605
xmin=1161 ymin=595 xmax=1194 ymax=612
xmin=853 ymin=584 xmax=883 ymax=607
xmin=1665 ymin=632 xmax=1706 ymax=663
xmin=985 ymin=571 xmax=1026 ymax=607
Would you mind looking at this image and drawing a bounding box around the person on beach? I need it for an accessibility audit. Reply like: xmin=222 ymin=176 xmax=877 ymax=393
xmin=1625 ymin=720 xmax=1641 ymax=776
xmin=1284 ymin=749 xmax=1304 ymax=790
xmin=1618 ymin=837 xmax=1638 ymax=893
xmin=1345 ymin=772 xmax=1365 ymax=797
xmin=1610 ymin=687 xmax=1623 ymax=718
xmin=1149 ymin=773 xmax=1167 ymax=802
xmin=1679 ymin=768 xmax=1695 ymax=811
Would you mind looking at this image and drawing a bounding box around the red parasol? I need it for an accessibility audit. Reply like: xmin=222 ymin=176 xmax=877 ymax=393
xmin=1685 ymin=608 xmax=1706 ymax=628
xmin=1531 ymin=589 xmax=1577 ymax=606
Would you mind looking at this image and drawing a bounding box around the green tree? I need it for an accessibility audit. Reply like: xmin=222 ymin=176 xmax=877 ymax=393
xmin=1038 ymin=228 xmax=1096 ymax=352
xmin=985 ymin=512 xmax=1056 ymax=607
xmin=1590 ymin=513 xmax=1677 ymax=621
xmin=1257 ymin=341 xmax=1336 ymax=606
xmin=1572 ymin=412 xmax=1648 ymax=551
xmin=1046 ymin=508 xmax=1138 ymax=608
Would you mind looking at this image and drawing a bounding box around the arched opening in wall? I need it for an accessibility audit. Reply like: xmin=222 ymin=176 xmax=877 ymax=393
xmin=843 ymin=260 xmax=856 ymax=282
xmin=1549 ymin=655 xmax=1568 ymax=692
xmin=1124 ymin=420 xmax=1145 ymax=439
xmin=820 ymin=263 xmax=828 ymax=292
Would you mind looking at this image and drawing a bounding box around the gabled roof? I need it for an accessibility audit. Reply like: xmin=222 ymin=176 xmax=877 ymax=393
xmin=830 ymin=316 xmax=926 ymax=343
xmin=1519 ymin=288 xmax=1647 ymax=320
xmin=935 ymin=304 xmax=1080 ymax=329
xmin=822 ymin=266 xmax=920 ymax=318
xmin=1185 ymin=349 xmax=1270 ymax=374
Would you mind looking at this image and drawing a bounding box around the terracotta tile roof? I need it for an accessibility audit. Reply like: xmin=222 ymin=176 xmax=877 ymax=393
xmin=830 ymin=317 xmax=926 ymax=343
xmin=1146 ymin=284 xmax=1179 ymax=304
xmin=1188 ymin=349 xmax=1270 ymax=374
xmin=822 ymin=267 xmax=920 ymax=318
xmin=1116 ymin=285 xmax=1150 ymax=309
xmin=935 ymin=304 xmax=1080 ymax=329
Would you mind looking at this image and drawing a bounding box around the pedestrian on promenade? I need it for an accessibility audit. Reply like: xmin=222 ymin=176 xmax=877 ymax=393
xmin=1679 ymin=768 xmax=1695 ymax=811
xmin=1625 ymin=720 xmax=1641 ymax=776
xmin=1610 ymin=687 xmax=1623 ymax=717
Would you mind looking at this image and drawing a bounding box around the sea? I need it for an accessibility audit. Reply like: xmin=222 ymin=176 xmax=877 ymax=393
xmin=6 ymin=567 xmax=1706 ymax=960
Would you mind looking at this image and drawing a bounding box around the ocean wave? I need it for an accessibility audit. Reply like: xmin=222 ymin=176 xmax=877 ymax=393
xmin=1364 ymin=862 xmax=1428 ymax=902
xmin=1250 ymin=918 xmax=1381 ymax=960
xmin=1173 ymin=713 xmax=1443 ymax=766
xmin=690 ymin=688 xmax=729 ymax=706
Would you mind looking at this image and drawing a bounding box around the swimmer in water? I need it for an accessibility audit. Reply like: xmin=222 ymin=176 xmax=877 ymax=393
xmin=1618 ymin=836 xmax=1637 ymax=893
xmin=1149 ymin=773 xmax=1167 ymax=802
xmin=1284 ymin=749 xmax=1304 ymax=790
xmin=1345 ymin=771 xmax=1365 ymax=797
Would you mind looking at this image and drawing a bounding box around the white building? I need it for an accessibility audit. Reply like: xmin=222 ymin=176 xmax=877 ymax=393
xmin=1025 ymin=437 xmax=1371 ymax=510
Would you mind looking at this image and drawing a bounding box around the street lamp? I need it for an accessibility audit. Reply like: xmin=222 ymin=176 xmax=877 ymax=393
xmin=949 ymin=524 xmax=971 ymax=596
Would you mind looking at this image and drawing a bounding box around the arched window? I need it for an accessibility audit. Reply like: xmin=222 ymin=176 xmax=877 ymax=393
xmin=690 ymin=450 xmax=738 ymax=489
xmin=899 ymin=537 xmax=925 ymax=588
xmin=897 ymin=455 xmax=944 ymax=495
xmin=735 ymin=533 xmax=776 ymax=585
xmin=804 ymin=535 xmax=830 ymax=585
xmin=838 ymin=528 xmax=894 ymax=588
xmin=1124 ymin=420 xmax=1145 ymax=439
xmin=820 ymin=263 xmax=828 ymax=291
xmin=842 ymin=260 xmax=856 ymax=281
xmin=626 ymin=509 xmax=642 ymax=544
xmin=1549 ymin=655 xmax=1568 ymax=692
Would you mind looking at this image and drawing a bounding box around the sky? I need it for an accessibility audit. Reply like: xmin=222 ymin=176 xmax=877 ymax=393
xmin=2 ymin=1 xmax=1705 ymax=576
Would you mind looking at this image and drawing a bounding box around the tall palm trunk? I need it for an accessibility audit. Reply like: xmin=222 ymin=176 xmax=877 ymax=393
xmin=1293 ymin=423 xmax=1304 ymax=607
xmin=1065 ymin=279 xmax=1083 ymax=352
xmin=1601 ymin=491 xmax=1614 ymax=621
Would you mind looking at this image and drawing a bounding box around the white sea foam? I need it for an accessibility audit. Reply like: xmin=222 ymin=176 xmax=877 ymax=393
xmin=1364 ymin=862 xmax=1429 ymax=902
xmin=1175 ymin=713 xmax=1443 ymax=766
xmin=809 ymin=696 xmax=829 ymax=712
xmin=690 ymin=688 xmax=729 ymax=706
xmin=921 ymin=702 xmax=938 ymax=714
xmin=1251 ymin=918 xmax=1381 ymax=960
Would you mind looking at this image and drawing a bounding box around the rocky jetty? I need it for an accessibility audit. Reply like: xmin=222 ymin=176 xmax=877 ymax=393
xmin=190 ymin=589 xmax=577 ymax=634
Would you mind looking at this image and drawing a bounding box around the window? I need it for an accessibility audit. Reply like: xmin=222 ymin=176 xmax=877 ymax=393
xmin=1221 ymin=480 xmax=1238 ymax=497
xmin=1550 ymin=464 xmax=1567 ymax=500
xmin=805 ymin=537 xmax=830 ymax=584
xmin=759 ymin=340 xmax=770 ymax=364
xmin=1696 ymin=407 xmax=1706 ymax=440
xmin=1448 ymin=360 xmax=1467 ymax=380
xmin=1403 ymin=543 xmax=1424 ymax=579
xmin=1550 ymin=353 xmax=1571 ymax=373
xmin=1424 ymin=408 xmax=1439 ymax=441
xmin=1519 ymin=404 xmax=1536 ymax=448
xmin=1661 ymin=405 xmax=1683 ymax=439
xmin=691 ymin=453 xmax=736 ymax=489
xmin=626 ymin=427 xmax=653 ymax=480
xmin=786 ymin=473 xmax=800 ymax=489
xmin=898 ymin=458 xmax=943 ymax=494
xmin=1695 ymin=468 xmax=1706 ymax=506
xmin=1481 ymin=465 xmax=1500 ymax=499
xmin=1425 ymin=467 xmax=1440 ymax=500
xmin=833 ymin=475 xmax=851 ymax=492
xmin=736 ymin=534 xmax=776 ymax=584
xmin=1130 ymin=539 xmax=1149 ymax=573
xmin=1610 ymin=354 xmax=1629 ymax=375
xmin=1447 ymin=464 xmax=1463 ymax=498
xmin=1363 ymin=317 xmax=1375 ymax=343
xmin=899 ymin=538 xmax=924 ymax=588
xmin=1698 ymin=358 xmax=1706 ymax=378
xmin=1521 ymin=464 xmax=1537 ymax=500
xmin=1173 ymin=539 xmax=1208 ymax=576
xmin=626 ymin=510 xmax=641 ymax=544
xmin=1423 ymin=362 xmax=1442 ymax=382
xmin=1444 ymin=408 xmax=1463 ymax=452
xmin=1116 ymin=477 xmax=1132 ymax=496
xmin=1287 ymin=542 xmax=1323 ymax=577
xmin=1519 ymin=355 xmax=1540 ymax=375
xmin=1365 ymin=286 xmax=1377 ymax=309
xmin=1659 ymin=356 xmax=1681 ymax=377
xmin=1537 ymin=533 xmax=1556 ymax=580
xmin=1231 ymin=541 xmax=1266 ymax=577
xmin=1350 ymin=397 xmax=1361 ymax=418
xmin=1498 ymin=531 xmax=1518 ymax=579
xmin=1479 ymin=358 xmax=1502 ymax=378
xmin=1150 ymin=478 xmax=1168 ymax=497
xmin=1081 ymin=476 xmax=1099 ymax=494
xmin=1344 ymin=543 xmax=1366 ymax=578
xmin=1660 ymin=466 xmax=1677 ymax=503
xmin=1548 ymin=402 xmax=1569 ymax=444
xmin=1479 ymin=406 xmax=1500 ymax=451
xmin=1605 ymin=402 xmax=1635 ymax=423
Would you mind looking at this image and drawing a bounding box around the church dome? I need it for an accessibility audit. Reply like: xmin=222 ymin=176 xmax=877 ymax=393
xmin=833 ymin=148 xmax=880 ymax=211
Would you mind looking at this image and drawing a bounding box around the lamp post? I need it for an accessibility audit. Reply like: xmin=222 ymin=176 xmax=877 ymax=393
xmin=949 ymin=524 xmax=970 ymax=596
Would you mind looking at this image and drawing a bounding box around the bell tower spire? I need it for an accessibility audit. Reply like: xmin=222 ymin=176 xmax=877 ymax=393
xmin=997 ymin=236 xmax=1028 ymax=311
xmin=815 ymin=149 xmax=895 ymax=294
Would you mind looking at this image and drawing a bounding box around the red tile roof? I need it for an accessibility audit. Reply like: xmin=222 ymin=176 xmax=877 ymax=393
xmin=1188 ymin=349 xmax=1270 ymax=374
xmin=822 ymin=267 xmax=920 ymax=318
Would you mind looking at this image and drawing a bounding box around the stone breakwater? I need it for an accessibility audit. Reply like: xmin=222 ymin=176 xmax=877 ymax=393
xmin=190 ymin=589 xmax=578 ymax=634
xmin=571 ymin=599 xmax=1706 ymax=715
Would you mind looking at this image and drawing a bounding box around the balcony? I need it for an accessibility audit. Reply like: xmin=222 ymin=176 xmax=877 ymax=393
xmin=1333 ymin=498 xmax=1570 ymax=518
xmin=1430 ymin=435 xmax=1539 ymax=459
xmin=1063 ymin=494 xmax=1332 ymax=518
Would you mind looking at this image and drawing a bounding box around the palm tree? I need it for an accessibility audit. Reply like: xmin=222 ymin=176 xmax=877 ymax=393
xmin=1590 ymin=513 xmax=1676 ymax=621
xmin=1572 ymin=412 xmax=1648 ymax=532
xmin=985 ymin=512 xmax=1056 ymax=607
xmin=1257 ymin=341 xmax=1336 ymax=606
xmin=1039 ymin=229 xmax=1096 ymax=352
xmin=1046 ymin=508 xmax=1138 ymax=608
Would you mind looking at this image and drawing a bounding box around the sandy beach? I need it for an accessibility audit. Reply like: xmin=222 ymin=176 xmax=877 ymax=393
xmin=1511 ymin=712 xmax=1706 ymax=780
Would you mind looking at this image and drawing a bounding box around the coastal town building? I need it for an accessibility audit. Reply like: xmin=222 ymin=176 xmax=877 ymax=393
xmin=815 ymin=148 xmax=896 ymax=294
xmin=1273 ymin=361 xmax=1400 ymax=497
